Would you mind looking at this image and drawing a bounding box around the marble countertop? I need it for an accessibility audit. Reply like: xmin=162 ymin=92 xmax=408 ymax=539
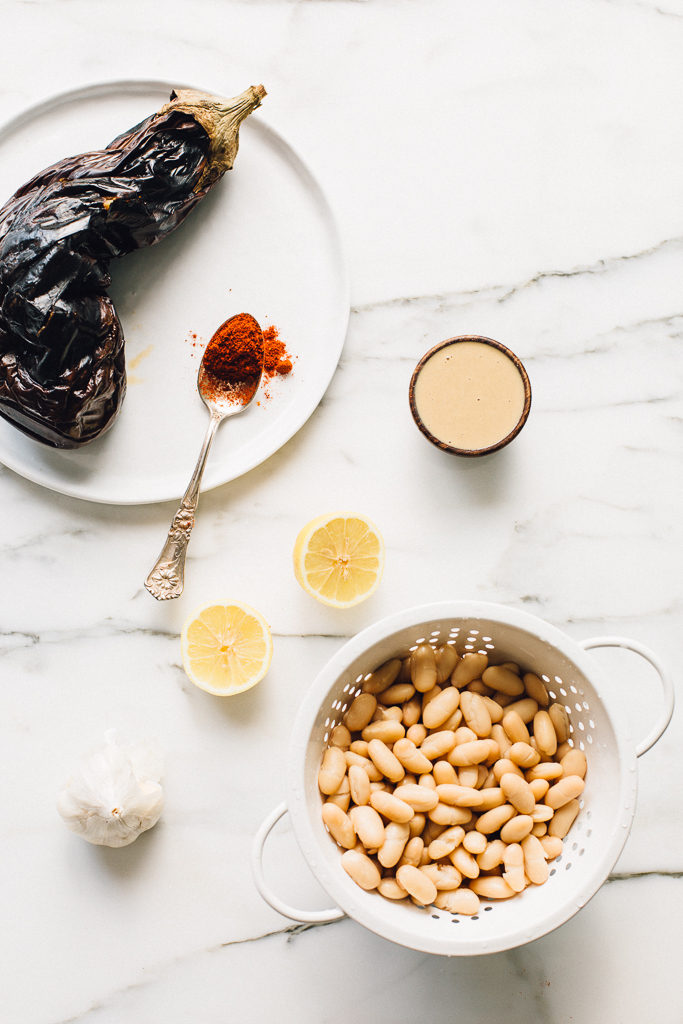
xmin=1 ymin=1 xmax=682 ymax=1021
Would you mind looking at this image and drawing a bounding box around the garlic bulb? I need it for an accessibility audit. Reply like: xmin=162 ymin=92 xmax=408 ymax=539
xmin=57 ymin=730 xmax=163 ymax=848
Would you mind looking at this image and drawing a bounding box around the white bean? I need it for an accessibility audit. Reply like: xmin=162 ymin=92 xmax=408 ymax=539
xmin=460 ymin=691 xmax=492 ymax=738
xmin=396 ymin=864 xmax=437 ymax=906
xmin=378 ymin=821 xmax=411 ymax=868
xmin=470 ymin=876 xmax=516 ymax=899
xmin=349 ymin=805 xmax=385 ymax=849
xmin=548 ymin=799 xmax=580 ymax=838
xmin=452 ymin=653 xmax=488 ymax=687
xmin=370 ymin=789 xmax=415 ymax=824
xmin=420 ymin=730 xmax=457 ymax=760
xmin=344 ymin=693 xmax=377 ymax=732
xmin=423 ymin=687 xmax=461 ymax=730
xmin=502 ymin=843 xmax=527 ymax=892
xmin=482 ymin=666 xmax=525 ymax=697
xmin=378 ymin=877 xmax=408 ymax=900
xmin=367 ymin=739 xmax=405 ymax=783
xmin=434 ymin=888 xmax=481 ymax=915
xmin=362 ymin=658 xmax=402 ymax=695
xmin=545 ymin=775 xmax=585 ymax=810
xmin=549 ymin=702 xmax=571 ymax=743
xmin=348 ymin=764 xmax=371 ymax=806
xmin=410 ymin=645 xmax=438 ymax=693
xmin=500 ymin=772 xmax=535 ymax=815
xmin=435 ymin=645 xmax=459 ymax=683
xmin=521 ymin=834 xmax=549 ymax=884
xmin=318 ymin=746 xmax=347 ymax=795
xmin=322 ymin=803 xmax=356 ymax=849
xmin=361 ymin=719 xmax=405 ymax=744
xmin=393 ymin=783 xmax=439 ymax=812
xmin=561 ymin=748 xmax=587 ymax=779
xmin=341 ymin=849 xmax=381 ymax=890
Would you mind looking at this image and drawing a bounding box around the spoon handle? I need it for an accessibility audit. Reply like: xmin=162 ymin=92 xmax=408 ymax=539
xmin=145 ymin=413 xmax=221 ymax=600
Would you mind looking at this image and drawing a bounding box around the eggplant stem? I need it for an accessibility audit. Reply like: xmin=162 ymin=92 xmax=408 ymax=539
xmin=161 ymin=84 xmax=267 ymax=185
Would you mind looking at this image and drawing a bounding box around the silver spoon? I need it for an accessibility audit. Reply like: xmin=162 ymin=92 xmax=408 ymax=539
xmin=145 ymin=314 xmax=264 ymax=600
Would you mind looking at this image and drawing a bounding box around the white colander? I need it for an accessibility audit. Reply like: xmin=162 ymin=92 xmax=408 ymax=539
xmin=252 ymin=602 xmax=673 ymax=956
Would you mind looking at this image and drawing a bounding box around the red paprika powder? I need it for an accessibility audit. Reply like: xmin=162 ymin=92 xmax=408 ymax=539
xmin=262 ymin=325 xmax=293 ymax=378
xmin=201 ymin=313 xmax=264 ymax=402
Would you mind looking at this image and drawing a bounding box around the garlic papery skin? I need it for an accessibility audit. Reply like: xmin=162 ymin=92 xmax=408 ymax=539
xmin=57 ymin=731 xmax=163 ymax=848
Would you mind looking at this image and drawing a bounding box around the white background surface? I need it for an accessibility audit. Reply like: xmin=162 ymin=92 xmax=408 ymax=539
xmin=0 ymin=2 xmax=682 ymax=1022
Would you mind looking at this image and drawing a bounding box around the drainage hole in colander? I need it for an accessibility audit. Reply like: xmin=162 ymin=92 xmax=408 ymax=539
xmin=451 ymin=918 xmax=461 ymax=924
xmin=579 ymin=848 xmax=585 ymax=856
xmin=431 ymin=914 xmax=439 ymax=920
xmin=586 ymin=828 xmax=592 ymax=838
xmin=565 ymin=862 xmax=572 ymax=871
xmin=550 ymin=869 xmax=556 ymax=876
xmin=484 ymin=905 xmax=493 ymax=912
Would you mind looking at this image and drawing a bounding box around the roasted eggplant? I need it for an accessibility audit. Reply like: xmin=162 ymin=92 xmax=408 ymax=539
xmin=0 ymin=84 xmax=265 ymax=448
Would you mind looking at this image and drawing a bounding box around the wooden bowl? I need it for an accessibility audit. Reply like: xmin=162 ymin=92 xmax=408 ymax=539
xmin=409 ymin=335 xmax=532 ymax=457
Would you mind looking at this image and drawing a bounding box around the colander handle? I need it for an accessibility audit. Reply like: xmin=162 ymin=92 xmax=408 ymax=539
xmin=252 ymin=802 xmax=345 ymax=924
xmin=580 ymin=636 xmax=674 ymax=757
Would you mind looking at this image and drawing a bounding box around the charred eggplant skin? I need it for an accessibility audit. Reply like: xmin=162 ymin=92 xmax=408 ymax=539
xmin=0 ymin=86 xmax=264 ymax=449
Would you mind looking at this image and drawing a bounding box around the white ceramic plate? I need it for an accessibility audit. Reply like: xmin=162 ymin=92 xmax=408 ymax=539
xmin=0 ymin=80 xmax=349 ymax=504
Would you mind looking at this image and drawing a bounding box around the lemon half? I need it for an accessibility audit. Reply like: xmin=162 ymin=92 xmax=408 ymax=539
xmin=293 ymin=513 xmax=385 ymax=608
xmin=181 ymin=601 xmax=273 ymax=696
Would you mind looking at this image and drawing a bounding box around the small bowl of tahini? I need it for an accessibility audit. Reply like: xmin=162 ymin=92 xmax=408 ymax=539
xmin=409 ymin=335 xmax=532 ymax=457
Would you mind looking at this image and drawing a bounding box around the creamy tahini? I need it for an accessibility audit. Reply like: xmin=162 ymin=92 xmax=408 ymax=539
xmin=414 ymin=341 xmax=525 ymax=450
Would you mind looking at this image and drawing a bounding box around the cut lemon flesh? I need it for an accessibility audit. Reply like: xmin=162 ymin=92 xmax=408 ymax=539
xmin=181 ymin=602 xmax=273 ymax=696
xmin=293 ymin=513 xmax=385 ymax=608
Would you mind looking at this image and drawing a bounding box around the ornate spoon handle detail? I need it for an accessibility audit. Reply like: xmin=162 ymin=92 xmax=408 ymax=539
xmin=145 ymin=414 xmax=221 ymax=600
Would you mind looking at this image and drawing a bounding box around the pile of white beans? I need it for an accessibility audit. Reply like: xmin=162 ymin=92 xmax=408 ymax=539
xmin=318 ymin=646 xmax=587 ymax=915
